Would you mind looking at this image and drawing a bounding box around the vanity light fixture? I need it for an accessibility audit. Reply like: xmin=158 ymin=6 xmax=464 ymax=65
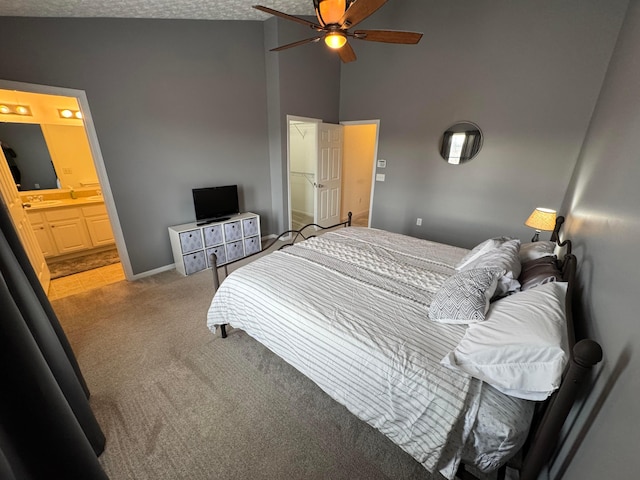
xmin=0 ymin=103 xmax=32 ymax=116
xmin=58 ymin=108 xmax=82 ymax=119
xmin=525 ymin=207 xmax=557 ymax=242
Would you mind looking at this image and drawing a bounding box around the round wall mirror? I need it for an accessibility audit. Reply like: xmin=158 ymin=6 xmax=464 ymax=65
xmin=439 ymin=121 xmax=483 ymax=165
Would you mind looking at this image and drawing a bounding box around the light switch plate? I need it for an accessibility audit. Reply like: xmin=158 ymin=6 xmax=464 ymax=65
xmin=377 ymin=159 xmax=387 ymax=168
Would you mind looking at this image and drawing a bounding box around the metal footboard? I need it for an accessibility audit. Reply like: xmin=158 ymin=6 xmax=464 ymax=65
xmin=211 ymin=212 xmax=352 ymax=338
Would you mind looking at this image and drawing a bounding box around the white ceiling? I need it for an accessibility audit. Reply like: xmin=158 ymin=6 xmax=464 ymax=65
xmin=0 ymin=0 xmax=315 ymax=21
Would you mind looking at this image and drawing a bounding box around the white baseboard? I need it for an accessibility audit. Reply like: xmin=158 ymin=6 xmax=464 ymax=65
xmin=130 ymin=263 xmax=176 ymax=280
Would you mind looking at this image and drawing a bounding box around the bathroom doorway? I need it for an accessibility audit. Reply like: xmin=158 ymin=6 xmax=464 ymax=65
xmin=0 ymin=79 xmax=132 ymax=297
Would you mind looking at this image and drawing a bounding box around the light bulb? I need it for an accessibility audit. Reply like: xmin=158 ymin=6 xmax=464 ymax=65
xmin=75 ymin=111 xmax=83 ymax=119
xmin=0 ymin=105 xmax=10 ymax=114
xmin=15 ymin=105 xmax=29 ymax=115
xmin=60 ymin=109 xmax=73 ymax=118
xmin=325 ymin=32 xmax=347 ymax=49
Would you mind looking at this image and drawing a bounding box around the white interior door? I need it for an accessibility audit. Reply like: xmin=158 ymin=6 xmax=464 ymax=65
xmin=315 ymin=123 xmax=343 ymax=228
xmin=0 ymin=147 xmax=50 ymax=291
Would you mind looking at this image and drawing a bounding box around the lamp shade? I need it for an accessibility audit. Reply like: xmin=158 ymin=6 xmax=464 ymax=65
xmin=314 ymin=0 xmax=349 ymax=26
xmin=525 ymin=208 xmax=557 ymax=231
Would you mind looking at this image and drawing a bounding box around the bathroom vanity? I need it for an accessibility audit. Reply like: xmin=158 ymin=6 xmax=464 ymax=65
xmin=25 ymin=197 xmax=115 ymax=258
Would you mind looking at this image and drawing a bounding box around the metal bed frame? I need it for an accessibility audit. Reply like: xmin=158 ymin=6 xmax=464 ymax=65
xmin=210 ymin=212 xmax=352 ymax=339
xmin=457 ymin=216 xmax=602 ymax=480
xmin=210 ymin=213 xmax=602 ymax=479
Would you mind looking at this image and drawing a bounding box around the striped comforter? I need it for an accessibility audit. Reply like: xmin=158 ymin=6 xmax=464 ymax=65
xmin=207 ymin=227 xmax=533 ymax=477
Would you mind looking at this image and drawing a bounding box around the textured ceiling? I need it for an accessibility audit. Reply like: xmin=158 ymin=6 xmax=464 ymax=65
xmin=0 ymin=0 xmax=316 ymax=21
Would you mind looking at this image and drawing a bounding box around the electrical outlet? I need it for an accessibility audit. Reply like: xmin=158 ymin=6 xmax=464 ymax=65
xmin=377 ymin=159 xmax=387 ymax=168
xmin=416 ymin=218 xmax=422 ymax=226
xmin=376 ymin=173 xmax=386 ymax=182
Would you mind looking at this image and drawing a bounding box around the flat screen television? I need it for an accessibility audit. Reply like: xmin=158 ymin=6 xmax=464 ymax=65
xmin=192 ymin=185 xmax=239 ymax=225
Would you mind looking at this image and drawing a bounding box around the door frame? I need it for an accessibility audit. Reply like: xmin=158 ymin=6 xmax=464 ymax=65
xmin=340 ymin=119 xmax=380 ymax=227
xmin=0 ymin=79 xmax=133 ymax=280
xmin=286 ymin=115 xmax=322 ymax=233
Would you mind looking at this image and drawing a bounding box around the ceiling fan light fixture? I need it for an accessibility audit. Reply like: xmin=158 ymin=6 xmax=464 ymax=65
xmin=314 ymin=0 xmax=349 ymax=26
xmin=324 ymin=32 xmax=347 ymax=49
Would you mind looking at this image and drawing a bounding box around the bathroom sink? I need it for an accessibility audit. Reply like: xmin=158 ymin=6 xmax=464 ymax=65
xmin=87 ymin=195 xmax=104 ymax=201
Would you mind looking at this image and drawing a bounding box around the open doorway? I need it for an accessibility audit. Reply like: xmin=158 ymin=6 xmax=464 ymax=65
xmin=288 ymin=117 xmax=321 ymax=230
xmin=340 ymin=120 xmax=378 ymax=227
xmin=0 ymin=79 xmax=132 ymax=298
xmin=287 ymin=116 xmax=379 ymax=232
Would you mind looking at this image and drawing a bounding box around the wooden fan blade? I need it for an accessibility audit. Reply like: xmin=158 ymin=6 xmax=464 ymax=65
xmin=337 ymin=41 xmax=357 ymax=63
xmin=353 ymin=29 xmax=423 ymax=44
xmin=253 ymin=5 xmax=323 ymax=30
xmin=339 ymin=0 xmax=388 ymax=29
xmin=271 ymin=36 xmax=323 ymax=52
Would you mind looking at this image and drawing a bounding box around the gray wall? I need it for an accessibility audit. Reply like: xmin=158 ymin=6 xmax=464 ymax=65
xmin=340 ymin=0 xmax=627 ymax=248
xmin=554 ymin=0 xmax=639 ymax=477
xmin=0 ymin=17 xmax=272 ymax=274
xmin=264 ymin=17 xmax=341 ymax=232
xmin=0 ymin=16 xmax=341 ymax=273
xmin=1 ymin=1 xmax=639 ymax=476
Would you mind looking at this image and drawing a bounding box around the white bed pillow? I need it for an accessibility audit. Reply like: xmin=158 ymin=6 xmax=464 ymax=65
xmin=441 ymin=281 xmax=569 ymax=400
xmin=519 ymin=241 xmax=556 ymax=263
xmin=455 ymin=237 xmax=511 ymax=271
xmin=459 ymin=239 xmax=522 ymax=297
xmin=429 ymin=267 xmax=502 ymax=324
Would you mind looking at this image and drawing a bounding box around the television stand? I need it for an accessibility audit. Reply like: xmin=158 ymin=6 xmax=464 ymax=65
xmin=169 ymin=213 xmax=261 ymax=276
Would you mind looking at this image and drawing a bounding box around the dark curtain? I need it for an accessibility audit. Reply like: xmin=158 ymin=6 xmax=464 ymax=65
xmin=0 ymin=197 xmax=108 ymax=480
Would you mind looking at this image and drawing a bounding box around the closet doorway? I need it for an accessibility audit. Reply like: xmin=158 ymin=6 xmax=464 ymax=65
xmin=287 ymin=116 xmax=378 ymax=231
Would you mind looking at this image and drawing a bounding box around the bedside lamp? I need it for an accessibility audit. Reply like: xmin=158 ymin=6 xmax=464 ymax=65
xmin=525 ymin=208 xmax=557 ymax=242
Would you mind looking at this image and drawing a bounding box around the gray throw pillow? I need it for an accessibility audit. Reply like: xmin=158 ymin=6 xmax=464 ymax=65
xmin=429 ymin=267 xmax=503 ymax=324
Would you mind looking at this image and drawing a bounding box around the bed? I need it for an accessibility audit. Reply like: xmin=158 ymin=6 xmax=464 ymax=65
xmin=206 ymin=215 xmax=602 ymax=480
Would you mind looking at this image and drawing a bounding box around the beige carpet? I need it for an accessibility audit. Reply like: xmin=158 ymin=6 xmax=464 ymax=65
xmin=51 ymin=265 xmax=447 ymax=480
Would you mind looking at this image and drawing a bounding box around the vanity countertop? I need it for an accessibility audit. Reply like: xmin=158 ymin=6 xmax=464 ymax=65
xmin=23 ymin=197 xmax=105 ymax=210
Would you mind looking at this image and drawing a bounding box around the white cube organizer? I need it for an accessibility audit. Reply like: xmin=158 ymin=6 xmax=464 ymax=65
xmin=168 ymin=213 xmax=261 ymax=276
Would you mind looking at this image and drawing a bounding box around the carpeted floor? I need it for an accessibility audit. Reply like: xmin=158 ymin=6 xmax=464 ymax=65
xmin=52 ymin=267 xmax=449 ymax=480
xmin=48 ymin=248 xmax=120 ymax=279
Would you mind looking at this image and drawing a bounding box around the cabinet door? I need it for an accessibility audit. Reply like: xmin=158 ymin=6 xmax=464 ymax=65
xmin=203 ymin=224 xmax=224 ymax=247
xmin=224 ymin=221 xmax=242 ymax=241
xmin=225 ymin=240 xmax=244 ymax=262
xmin=242 ymin=217 xmax=259 ymax=237
xmin=31 ymin=224 xmax=58 ymax=257
xmin=183 ymin=251 xmax=207 ymax=275
xmin=179 ymin=229 xmax=203 ymax=253
xmin=206 ymin=245 xmax=227 ymax=267
xmin=85 ymin=215 xmax=115 ymax=246
xmin=244 ymin=236 xmax=261 ymax=255
xmin=49 ymin=218 xmax=92 ymax=254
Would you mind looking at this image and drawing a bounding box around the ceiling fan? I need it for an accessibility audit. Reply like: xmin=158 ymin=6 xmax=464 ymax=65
xmin=253 ymin=0 xmax=423 ymax=63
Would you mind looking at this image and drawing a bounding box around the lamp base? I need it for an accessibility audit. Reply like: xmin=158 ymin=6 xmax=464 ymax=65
xmin=531 ymin=230 xmax=541 ymax=242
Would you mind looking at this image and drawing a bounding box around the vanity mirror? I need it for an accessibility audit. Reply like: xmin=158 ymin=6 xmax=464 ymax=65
xmin=439 ymin=121 xmax=483 ymax=165
xmin=0 ymin=122 xmax=98 ymax=192
xmin=0 ymin=123 xmax=58 ymax=190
